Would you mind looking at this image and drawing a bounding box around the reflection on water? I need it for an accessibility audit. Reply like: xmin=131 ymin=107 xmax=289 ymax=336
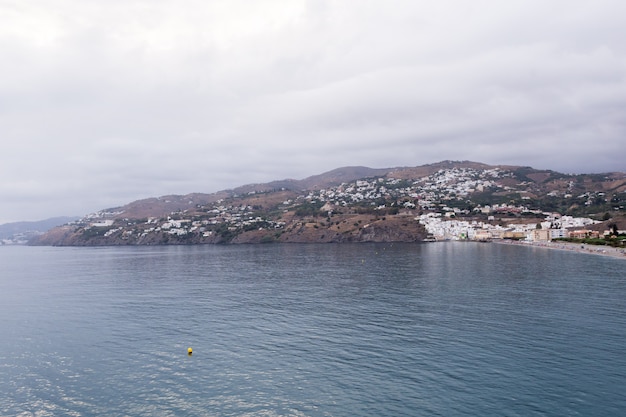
xmin=1 ymin=243 xmax=625 ymax=416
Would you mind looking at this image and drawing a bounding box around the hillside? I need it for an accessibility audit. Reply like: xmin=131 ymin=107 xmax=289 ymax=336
xmin=0 ymin=216 xmax=79 ymax=244
xmin=32 ymin=161 xmax=626 ymax=246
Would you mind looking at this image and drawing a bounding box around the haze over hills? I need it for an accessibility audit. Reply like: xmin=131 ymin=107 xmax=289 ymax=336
xmin=0 ymin=217 xmax=79 ymax=244
xmin=31 ymin=161 xmax=626 ymax=246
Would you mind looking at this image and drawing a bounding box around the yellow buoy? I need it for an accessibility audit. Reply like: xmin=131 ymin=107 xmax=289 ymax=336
xmin=187 ymin=347 xmax=193 ymax=356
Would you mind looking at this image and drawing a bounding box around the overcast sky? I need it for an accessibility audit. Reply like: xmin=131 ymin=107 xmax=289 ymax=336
xmin=1 ymin=0 xmax=625 ymax=223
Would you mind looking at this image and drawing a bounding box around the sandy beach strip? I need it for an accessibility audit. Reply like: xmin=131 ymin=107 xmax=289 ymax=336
xmin=493 ymin=239 xmax=626 ymax=260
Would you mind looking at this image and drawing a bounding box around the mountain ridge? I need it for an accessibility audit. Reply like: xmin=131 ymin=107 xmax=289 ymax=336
xmin=0 ymin=216 xmax=80 ymax=244
xmin=31 ymin=161 xmax=626 ymax=246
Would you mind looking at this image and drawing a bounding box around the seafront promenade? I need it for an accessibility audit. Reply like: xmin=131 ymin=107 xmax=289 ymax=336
xmin=494 ymin=239 xmax=626 ymax=260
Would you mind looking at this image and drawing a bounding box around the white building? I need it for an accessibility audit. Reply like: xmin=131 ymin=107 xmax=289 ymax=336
xmin=550 ymin=229 xmax=569 ymax=239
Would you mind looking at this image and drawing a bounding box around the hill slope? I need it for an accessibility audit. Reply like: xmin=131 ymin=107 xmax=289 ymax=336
xmin=32 ymin=161 xmax=626 ymax=246
xmin=0 ymin=217 xmax=79 ymax=244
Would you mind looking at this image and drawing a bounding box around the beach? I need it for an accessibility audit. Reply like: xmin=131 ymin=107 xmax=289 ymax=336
xmin=494 ymin=239 xmax=626 ymax=260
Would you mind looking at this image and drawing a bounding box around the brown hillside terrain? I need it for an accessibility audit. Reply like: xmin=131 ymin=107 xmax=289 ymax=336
xmin=30 ymin=161 xmax=626 ymax=246
xmin=229 ymin=212 xmax=427 ymax=244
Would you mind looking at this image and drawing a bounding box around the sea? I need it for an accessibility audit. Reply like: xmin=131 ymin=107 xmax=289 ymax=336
xmin=1 ymin=242 xmax=625 ymax=416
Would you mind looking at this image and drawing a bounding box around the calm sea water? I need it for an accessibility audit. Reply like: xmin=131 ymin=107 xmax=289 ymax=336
xmin=1 ymin=242 xmax=625 ymax=416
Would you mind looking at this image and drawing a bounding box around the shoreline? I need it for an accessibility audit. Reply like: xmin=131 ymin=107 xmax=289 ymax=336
xmin=492 ymin=239 xmax=626 ymax=260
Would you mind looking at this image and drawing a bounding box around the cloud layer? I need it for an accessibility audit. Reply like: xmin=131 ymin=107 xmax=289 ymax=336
xmin=1 ymin=0 xmax=625 ymax=222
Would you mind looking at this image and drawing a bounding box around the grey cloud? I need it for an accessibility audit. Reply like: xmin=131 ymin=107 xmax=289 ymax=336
xmin=1 ymin=0 xmax=625 ymax=223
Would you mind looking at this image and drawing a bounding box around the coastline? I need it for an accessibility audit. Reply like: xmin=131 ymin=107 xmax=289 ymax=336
xmin=492 ymin=239 xmax=626 ymax=260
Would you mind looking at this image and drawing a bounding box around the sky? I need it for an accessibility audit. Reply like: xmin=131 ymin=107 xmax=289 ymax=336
xmin=1 ymin=0 xmax=625 ymax=223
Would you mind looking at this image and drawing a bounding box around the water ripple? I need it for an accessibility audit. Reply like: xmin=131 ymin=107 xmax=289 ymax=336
xmin=1 ymin=243 xmax=625 ymax=416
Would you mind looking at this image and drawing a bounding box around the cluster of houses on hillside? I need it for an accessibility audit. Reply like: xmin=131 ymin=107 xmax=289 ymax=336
xmin=1 ymin=231 xmax=39 ymax=245
xmin=300 ymin=167 xmax=506 ymax=211
xmin=418 ymin=213 xmax=605 ymax=242
xmin=63 ymin=166 xmax=618 ymax=244
xmin=86 ymin=201 xmax=286 ymax=240
xmin=296 ymin=167 xmax=611 ymax=218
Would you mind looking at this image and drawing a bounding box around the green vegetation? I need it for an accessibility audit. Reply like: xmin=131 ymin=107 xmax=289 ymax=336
xmin=511 ymin=167 xmax=536 ymax=182
xmin=80 ymin=227 xmax=110 ymax=238
xmin=384 ymin=179 xmax=412 ymax=190
xmin=294 ymin=201 xmax=324 ymax=217
xmin=215 ymin=224 xmax=238 ymax=242
xmin=555 ymin=235 xmax=626 ymax=248
xmin=260 ymin=235 xmax=275 ymax=243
